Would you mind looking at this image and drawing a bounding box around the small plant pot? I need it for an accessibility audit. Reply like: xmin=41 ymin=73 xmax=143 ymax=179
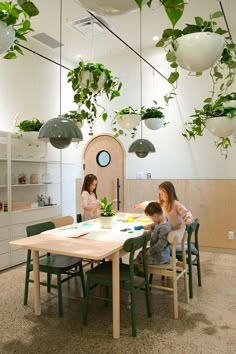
xmin=20 ymin=132 xmax=40 ymax=146
xmin=76 ymin=120 xmax=84 ymax=129
xmin=99 ymin=215 xmax=115 ymax=229
xmin=143 ymin=118 xmax=164 ymax=130
xmin=205 ymin=116 xmax=236 ymax=137
xmin=80 ymin=70 xmax=107 ymax=92
xmin=0 ymin=21 xmax=15 ymax=54
xmin=117 ymin=114 xmax=141 ymax=129
xmin=176 ymin=32 xmax=224 ymax=72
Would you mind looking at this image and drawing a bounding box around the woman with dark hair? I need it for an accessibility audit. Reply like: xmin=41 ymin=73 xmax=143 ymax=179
xmin=81 ymin=174 xmax=101 ymax=221
xmin=134 ymin=181 xmax=193 ymax=230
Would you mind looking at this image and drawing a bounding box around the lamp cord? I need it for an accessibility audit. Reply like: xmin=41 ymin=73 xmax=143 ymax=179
xmin=140 ymin=10 xmax=143 ymax=140
xmin=59 ymin=0 xmax=62 ymax=118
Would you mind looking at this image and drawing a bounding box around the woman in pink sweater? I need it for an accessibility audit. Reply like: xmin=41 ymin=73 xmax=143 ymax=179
xmin=134 ymin=181 xmax=193 ymax=230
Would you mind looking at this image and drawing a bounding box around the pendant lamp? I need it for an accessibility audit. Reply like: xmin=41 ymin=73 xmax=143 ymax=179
xmin=38 ymin=0 xmax=83 ymax=149
xmin=128 ymin=11 xmax=155 ymax=158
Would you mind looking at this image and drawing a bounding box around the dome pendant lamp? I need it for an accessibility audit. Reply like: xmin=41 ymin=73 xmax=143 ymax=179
xmin=38 ymin=0 xmax=83 ymax=149
xmin=128 ymin=11 xmax=155 ymax=158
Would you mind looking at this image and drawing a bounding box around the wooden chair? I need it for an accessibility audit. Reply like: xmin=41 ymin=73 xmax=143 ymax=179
xmin=82 ymin=234 xmax=152 ymax=337
xmin=176 ymin=219 xmax=201 ymax=298
xmin=24 ymin=221 xmax=85 ymax=317
xmin=146 ymin=231 xmax=189 ymax=319
xmin=51 ymin=215 xmax=74 ymax=228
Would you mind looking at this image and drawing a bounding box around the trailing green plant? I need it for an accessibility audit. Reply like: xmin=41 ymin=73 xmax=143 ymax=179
xmin=16 ymin=118 xmax=43 ymax=131
xmin=0 ymin=0 xmax=39 ymax=59
xmin=99 ymin=197 xmax=116 ymax=216
xmin=67 ymin=61 xmax=122 ymax=135
xmin=155 ymin=12 xmax=236 ymax=103
xmin=112 ymin=106 xmax=141 ymax=139
xmin=134 ymin=0 xmax=185 ymax=27
xmin=61 ymin=110 xmax=84 ymax=124
xmin=183 ymin=93 xmax=236 ymax=157
xmin=141 ymin=101 xmax=165 ymax=119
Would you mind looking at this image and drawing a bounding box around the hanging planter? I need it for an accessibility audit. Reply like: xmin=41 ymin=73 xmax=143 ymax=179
xmin=141 ymin=103 xmax=166 ymax=130
xmin=74 ymin=0 xmax=148 ymax=16
xmin=0 ymin=21 xmax=15 ymax=54
xmin=16 ymin=118 xmax=44 ymax=146
xmin=0 ymin=1 xmax=39 ymax=59
xmin=205 ymin=116 xmax=236 ymax=137
xmin=175 ymin=32 xmax=224 ymax=72
xmin=61 ymin=110 xmax=84 ymax=129
xmin=68 ymin=61 xmax=122 ymax=136
xmin=183 ymin=93 xmax=236 ymax=157
xmin=112 ymin=106 xmax=141 ymax=139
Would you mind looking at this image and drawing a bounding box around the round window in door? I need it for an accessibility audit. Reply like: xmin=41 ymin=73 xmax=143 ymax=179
xmin=96 ymin=150 xmax=111 ymax=167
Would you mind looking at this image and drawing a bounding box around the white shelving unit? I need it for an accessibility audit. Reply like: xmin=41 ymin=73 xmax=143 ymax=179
xmin=0 ymin=131 xmax=62 ymax=270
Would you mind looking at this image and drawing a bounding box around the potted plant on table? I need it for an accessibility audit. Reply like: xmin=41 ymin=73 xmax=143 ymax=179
xmin=141 ymin=101 xmax=167 ymax=130
xmin=99 ymin=197 xmax=116 ymax=229
xmin=0 ymin=0 xmax=39 ymax=59
xmin=112 ymin=106 xmax=141 ymax=139
xmin=67 ymin=61 xmax=122 ymax=135
xmin=16 ymin=118 xmax=44 ymax=145
xmin=183 ymin=93 xmax=236 ymax=157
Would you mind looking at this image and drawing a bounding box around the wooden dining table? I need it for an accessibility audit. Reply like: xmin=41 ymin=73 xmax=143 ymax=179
xmin=10 ymin=215 xmax=148 ymax=339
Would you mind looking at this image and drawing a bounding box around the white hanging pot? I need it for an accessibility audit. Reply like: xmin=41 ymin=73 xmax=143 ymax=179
xmin=144 ymin=118 xmax=164 ymax=130
xmin=21 ymin=132 xmax=40 ymax=146
xmin=176 ymin=32 xmax=224 ymax=72
xmin=74 ymin=0 xmax=148 ymax=16
xmin=99 ymin=215 xmax=115 ymax=229
xmin=76 ymin=120 xmax=84 ymax=129
xmin=117 ymin=114 xmax=141 ymax=129
xmin=0 ymin=21 xmax=15 ymax=54
xmin=80 ymin=70 xmax=107 ymax=92
xmin=205 ymin=116 xmax=236 ymax=137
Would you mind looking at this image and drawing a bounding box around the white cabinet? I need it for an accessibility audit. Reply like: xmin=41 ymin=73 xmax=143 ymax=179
xmin=0 ymin=131 xmax=62 ymax=270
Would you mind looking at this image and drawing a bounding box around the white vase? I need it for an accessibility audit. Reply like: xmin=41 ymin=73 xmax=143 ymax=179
xmin=99 ymin=215 xmax=115 ymax=229
xmin=176 ymin=32 xmax=224 ymax=72
xmin=74 ymin=0 xmax=148 ymax=16
xmin=80 ymin=71 xmax=106 ymax=92
xmin=144 ymin=118 xmax=164 ymax=130
xmin=205 ymin=116 xmax=236 ymax=137
xmin=0 ymin=21 xmax=15 ymax=54
xmin=117 ymin=114 xmax=141 ymax=129
xmin=21 ymin=132 xmax=40 ymax=146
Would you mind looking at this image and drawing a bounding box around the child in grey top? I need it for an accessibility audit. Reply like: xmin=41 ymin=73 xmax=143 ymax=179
xmin=136 ymin=202 xmax=171 ymax=265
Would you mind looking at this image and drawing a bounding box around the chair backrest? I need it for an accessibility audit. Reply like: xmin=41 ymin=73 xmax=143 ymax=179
xmin=51 ymin=215 xmax=74 ymax=228
xmin=124 ymin=233 xmax=148 ymax=277
xmin=186 ymin=218 xmax=200 ymax=250
xmin=26 ymin=221 xmax=55 ymax=237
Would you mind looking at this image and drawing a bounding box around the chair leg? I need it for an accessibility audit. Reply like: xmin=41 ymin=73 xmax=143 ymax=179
xmin=78 ymin=262 xmax=86 ymax=298
xmin=197 ymin=256 xmax=202 ymax=287
xmin=47 ymin=273 xmax=51 ymax=293
xmin=145 ymin=282 xmax=152 ymax=317
xmin=82 ymin=279 xmax=90 ymax=325
xmin=57 ymin=274 xmax=63 ymax=318
xmin=183 ymin=270 xmax=189 ymax=304
xmin=173 ymin=278 xmax=178 ymax=320
xmin=24 ymin=268 xmax=30 ymax=305
xmin=130 ymin=290 xmax=137 ymax=337
xmin=188 ymin=258 xmax=193 ymax=299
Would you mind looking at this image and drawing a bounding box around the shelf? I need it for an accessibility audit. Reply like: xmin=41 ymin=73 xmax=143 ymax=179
xmin=11 ymin=183 xmax=60 ymax=187
xmin=11 ymin=159 xmax=60 ymax=163
xmin=0 ymin=185 xmax=7 ymax=188
xmin=12 ymin=204 xmax=60 ymax=213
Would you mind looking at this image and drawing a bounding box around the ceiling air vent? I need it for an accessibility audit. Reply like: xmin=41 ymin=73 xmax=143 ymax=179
xmin=31 ymin=32 xmax=63 ymax=49
xmin=68 ymin=16 xmax=113 ymax=40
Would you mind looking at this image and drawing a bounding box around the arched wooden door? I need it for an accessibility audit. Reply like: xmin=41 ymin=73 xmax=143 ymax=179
xmin=83 ymin=134 xmax=125 ymax=212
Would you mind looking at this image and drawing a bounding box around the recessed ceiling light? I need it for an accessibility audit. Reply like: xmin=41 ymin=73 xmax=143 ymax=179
xmin=152 ymin=35 xmax=159 ymax=41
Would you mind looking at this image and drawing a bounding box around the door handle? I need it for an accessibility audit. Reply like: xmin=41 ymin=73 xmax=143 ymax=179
xmin=116 ymin=178 xmax=121 ymax=211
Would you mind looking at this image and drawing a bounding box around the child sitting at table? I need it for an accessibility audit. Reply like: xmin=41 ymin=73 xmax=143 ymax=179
xmin=136 ymin=202 xmax=171 ymax=265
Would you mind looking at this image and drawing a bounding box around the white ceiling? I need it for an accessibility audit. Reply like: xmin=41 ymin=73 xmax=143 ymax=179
xmin=27 ymin=0 xmax=236 ymax=65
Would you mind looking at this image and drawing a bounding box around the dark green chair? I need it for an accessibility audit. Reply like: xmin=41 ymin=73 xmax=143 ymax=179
xmin=176 ymin=219 xmax=202 ymax=298
xmin=82 ymin=234 xmax=152 ymax=337
xmin=24 ymin=221 xmax=86 ymax=317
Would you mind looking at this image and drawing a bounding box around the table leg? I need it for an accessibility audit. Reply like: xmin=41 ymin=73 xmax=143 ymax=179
xmin=111 ymin=250 xmax=120 ymax=339
xmin=32 ymin=250 xmax=41 ymax=316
